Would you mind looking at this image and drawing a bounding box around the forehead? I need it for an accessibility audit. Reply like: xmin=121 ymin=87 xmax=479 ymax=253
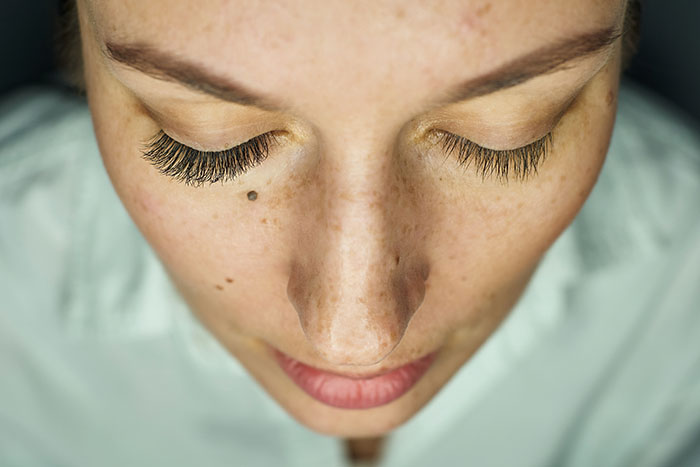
xmin=87 ymin=0 xmax=623 ymax=116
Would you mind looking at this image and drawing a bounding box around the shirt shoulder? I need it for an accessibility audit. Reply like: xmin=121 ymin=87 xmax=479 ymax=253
xmin=0 ymin=87 xmax=175 ymax=337
xmin=0 ymin=87 xmax=96 ymax=318
xmin=573 ymin=80 xmax=700 ymax=270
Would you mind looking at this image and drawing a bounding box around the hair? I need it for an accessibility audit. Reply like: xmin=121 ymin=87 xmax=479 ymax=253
xmin=622 ymin=0 xmax=642 ymax=67
xmin=55 ymin=0 xmax=642 ymax=92
xmin=55 ymin=0 xmax=84 ymax=91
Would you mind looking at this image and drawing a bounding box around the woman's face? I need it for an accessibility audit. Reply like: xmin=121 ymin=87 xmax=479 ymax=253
xmin=79 ymin=0 xmax=625 ymax=436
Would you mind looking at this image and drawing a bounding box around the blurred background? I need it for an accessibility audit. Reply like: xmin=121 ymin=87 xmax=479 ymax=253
xmin=1 ymin=0 xmax=699 ymax=127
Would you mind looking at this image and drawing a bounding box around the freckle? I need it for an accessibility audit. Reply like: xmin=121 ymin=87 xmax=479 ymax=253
xmin=138 ymin=198 xmax=150 ymax=213
xmin=268 ymin=197 xmax=280 ymax=209
xmin=212 ymin=213 xmax=219 ymax=219
xmin=261 ymin=218 xmax=267 ymax=224
xmin=476 ymin=3 xmax=492 ymax=16
xmin=215 ymin=284 xmax=224 ymax=291
xmin=395 ymin=255 xmax=400 ymax=265
xmin=606 ymin=90 xmax=615 ymax=106
xmin=225 ymin=277 xmax=234 ymax=283
xmin=247 ymin=190 xmax=258 ymax=201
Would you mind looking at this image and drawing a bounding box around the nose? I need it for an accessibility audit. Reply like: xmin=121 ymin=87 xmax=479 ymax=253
xmin=286 ymin=147 xmax=428 ymax=366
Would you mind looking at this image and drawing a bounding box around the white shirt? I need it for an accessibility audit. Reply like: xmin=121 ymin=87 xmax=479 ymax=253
xmin=1 ymin=82 xmax=699 ymax=467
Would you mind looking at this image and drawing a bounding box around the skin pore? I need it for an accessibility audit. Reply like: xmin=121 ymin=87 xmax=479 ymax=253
xmin=77 ymin=0 xmax=626 ymax=455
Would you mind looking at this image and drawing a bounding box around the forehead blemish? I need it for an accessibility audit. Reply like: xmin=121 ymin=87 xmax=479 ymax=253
xmin=458 ymin=2 xmax=492 ymax=35
xmin=477 ymin=3 xmax=492 ymax=16
xmin=247 ymin=190 xmax=258 ymax=201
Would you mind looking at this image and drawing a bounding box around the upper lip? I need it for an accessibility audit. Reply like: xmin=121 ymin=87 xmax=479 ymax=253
xmin=322 ymin=365 xmax=402 ymax=380
xmin=272 ymin=346 xmax=436 ymax=380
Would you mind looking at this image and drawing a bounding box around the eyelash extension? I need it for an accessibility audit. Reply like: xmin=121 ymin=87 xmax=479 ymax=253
xmin=144 ymin=128 xmax=549 ymax=186
xmin=142 ymin=130 xmax=279 ymax=185
xmin=434 ymin=130 xmax=552 ymax=182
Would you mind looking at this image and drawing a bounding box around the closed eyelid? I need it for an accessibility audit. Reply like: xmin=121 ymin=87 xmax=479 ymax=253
xmin=431 ymin=130 xmax=553 ymax=183
xmin=141 ymin=130 xmax=279 ymax=185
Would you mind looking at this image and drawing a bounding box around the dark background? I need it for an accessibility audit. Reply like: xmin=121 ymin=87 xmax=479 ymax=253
xmin=1 ymin=0 xmax=699 ymax=126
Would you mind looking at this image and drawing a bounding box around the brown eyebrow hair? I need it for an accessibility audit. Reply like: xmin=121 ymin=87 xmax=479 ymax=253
xmin=442 ymin=26 xmax=621 ymax=103
xmin=103 ymin=25 xmax=620 ymax=112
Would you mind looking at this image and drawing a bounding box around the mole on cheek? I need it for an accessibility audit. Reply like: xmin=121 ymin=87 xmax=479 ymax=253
xmin=225 ymin=277 xmax=234 ymax=283
xmin=247 ymin=190 xmax=258 ymax=201
xmin=215 ymin=284 xmax=224 ymax=291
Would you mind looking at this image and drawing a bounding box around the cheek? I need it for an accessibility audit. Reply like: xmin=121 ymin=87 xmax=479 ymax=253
xmin=84 ymin=60 xmax=292 ymax=335
xmin=424 ymin=56 xmax=619 ymax=330
xmin=82 ymin=31 xmax=284 ymax=301
xmin=123 ymin=180 xmax=296 ymax=336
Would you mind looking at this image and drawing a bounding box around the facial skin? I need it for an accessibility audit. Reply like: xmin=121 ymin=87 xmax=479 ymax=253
xmin=78 ymin=0 xmax=626 ymax=437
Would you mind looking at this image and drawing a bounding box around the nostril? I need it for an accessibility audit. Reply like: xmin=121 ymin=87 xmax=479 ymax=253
xmin=287 ymin=251 xmax=430 ymax=366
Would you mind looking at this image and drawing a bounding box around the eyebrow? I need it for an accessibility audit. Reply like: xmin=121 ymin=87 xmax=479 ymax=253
xmin=103 ymin=25 xmax=620 ymax=112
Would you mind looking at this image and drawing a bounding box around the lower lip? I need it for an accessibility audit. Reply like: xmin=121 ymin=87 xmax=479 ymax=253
xmin=273 ymin=349 xmax=437 ymax=410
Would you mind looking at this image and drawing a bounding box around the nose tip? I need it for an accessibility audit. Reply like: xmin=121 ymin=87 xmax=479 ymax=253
xmin=299 ymin=307 xmax=405 ymax=366
xmin=287 ymin=260 xmax=428 ymax=366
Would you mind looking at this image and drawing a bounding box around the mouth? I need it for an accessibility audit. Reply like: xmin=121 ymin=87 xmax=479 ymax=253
xmin=272 ymin=348 xmax=438 ymax=410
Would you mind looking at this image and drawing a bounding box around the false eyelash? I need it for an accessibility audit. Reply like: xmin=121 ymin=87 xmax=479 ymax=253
xmin=142 ymin=130 xmax=279 ymax=186
xmin=434 ymin=130 xmax=552 ymax=182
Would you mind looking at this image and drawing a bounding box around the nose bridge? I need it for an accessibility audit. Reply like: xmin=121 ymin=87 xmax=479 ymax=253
xmin=287 ymin=141 xmax=427 ymax=366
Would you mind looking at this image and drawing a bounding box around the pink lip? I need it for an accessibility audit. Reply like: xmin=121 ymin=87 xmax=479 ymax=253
xmin=273 ymin=349 xmax=437 ymax=409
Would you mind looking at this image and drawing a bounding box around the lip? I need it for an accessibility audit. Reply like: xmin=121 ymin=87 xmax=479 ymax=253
xmin=272 ymin=348 xmax=438 ymax=410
